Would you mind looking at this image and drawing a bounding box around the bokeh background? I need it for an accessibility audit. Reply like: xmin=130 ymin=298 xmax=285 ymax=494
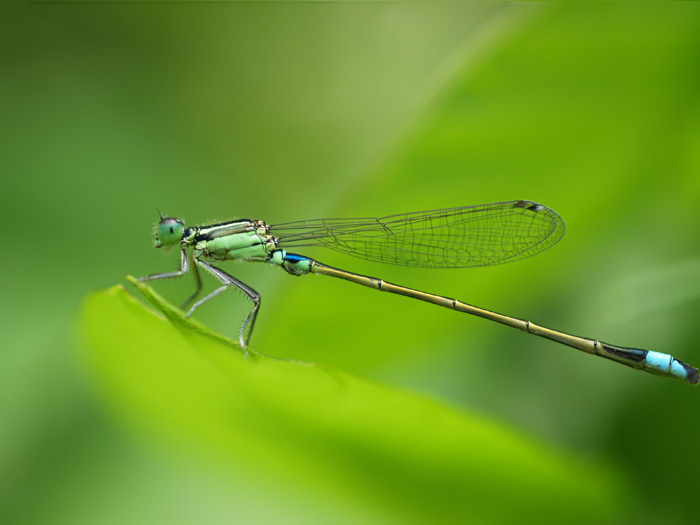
xmin=3 ymin=2 xmax=700 ymax=523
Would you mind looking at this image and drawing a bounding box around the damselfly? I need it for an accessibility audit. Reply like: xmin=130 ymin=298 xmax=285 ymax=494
xmin=137 ymin=200 xmax=699 ymax=385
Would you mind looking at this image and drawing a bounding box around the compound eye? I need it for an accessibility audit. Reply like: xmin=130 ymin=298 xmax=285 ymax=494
xmin=155 ymin=218 xmax=184 ymax=247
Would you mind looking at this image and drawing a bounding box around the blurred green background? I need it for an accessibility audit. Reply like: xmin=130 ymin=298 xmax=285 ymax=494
xmin=3 ymin=2 xmax=700 ymax=523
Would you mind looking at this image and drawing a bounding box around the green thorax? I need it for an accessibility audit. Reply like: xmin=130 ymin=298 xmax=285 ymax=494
xmin=188 ymin=219 xmax=278 ymax=262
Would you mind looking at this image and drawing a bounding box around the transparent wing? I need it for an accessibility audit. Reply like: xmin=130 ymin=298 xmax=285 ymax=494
xmin=269 ymin=200 xmax=565 ymax=268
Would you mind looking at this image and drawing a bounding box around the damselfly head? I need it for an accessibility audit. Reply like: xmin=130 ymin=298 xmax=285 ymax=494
xmin=155 ymin=217 xmax=185 ymax=248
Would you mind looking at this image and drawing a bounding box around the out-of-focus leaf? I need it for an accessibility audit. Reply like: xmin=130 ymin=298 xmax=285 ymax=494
xmin=75 ymin=280 xmax=624 ymax=523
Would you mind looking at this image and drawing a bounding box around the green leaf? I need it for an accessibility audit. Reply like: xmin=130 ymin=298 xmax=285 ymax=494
xmin=76 ymin=280 xmax=624 ymax=523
